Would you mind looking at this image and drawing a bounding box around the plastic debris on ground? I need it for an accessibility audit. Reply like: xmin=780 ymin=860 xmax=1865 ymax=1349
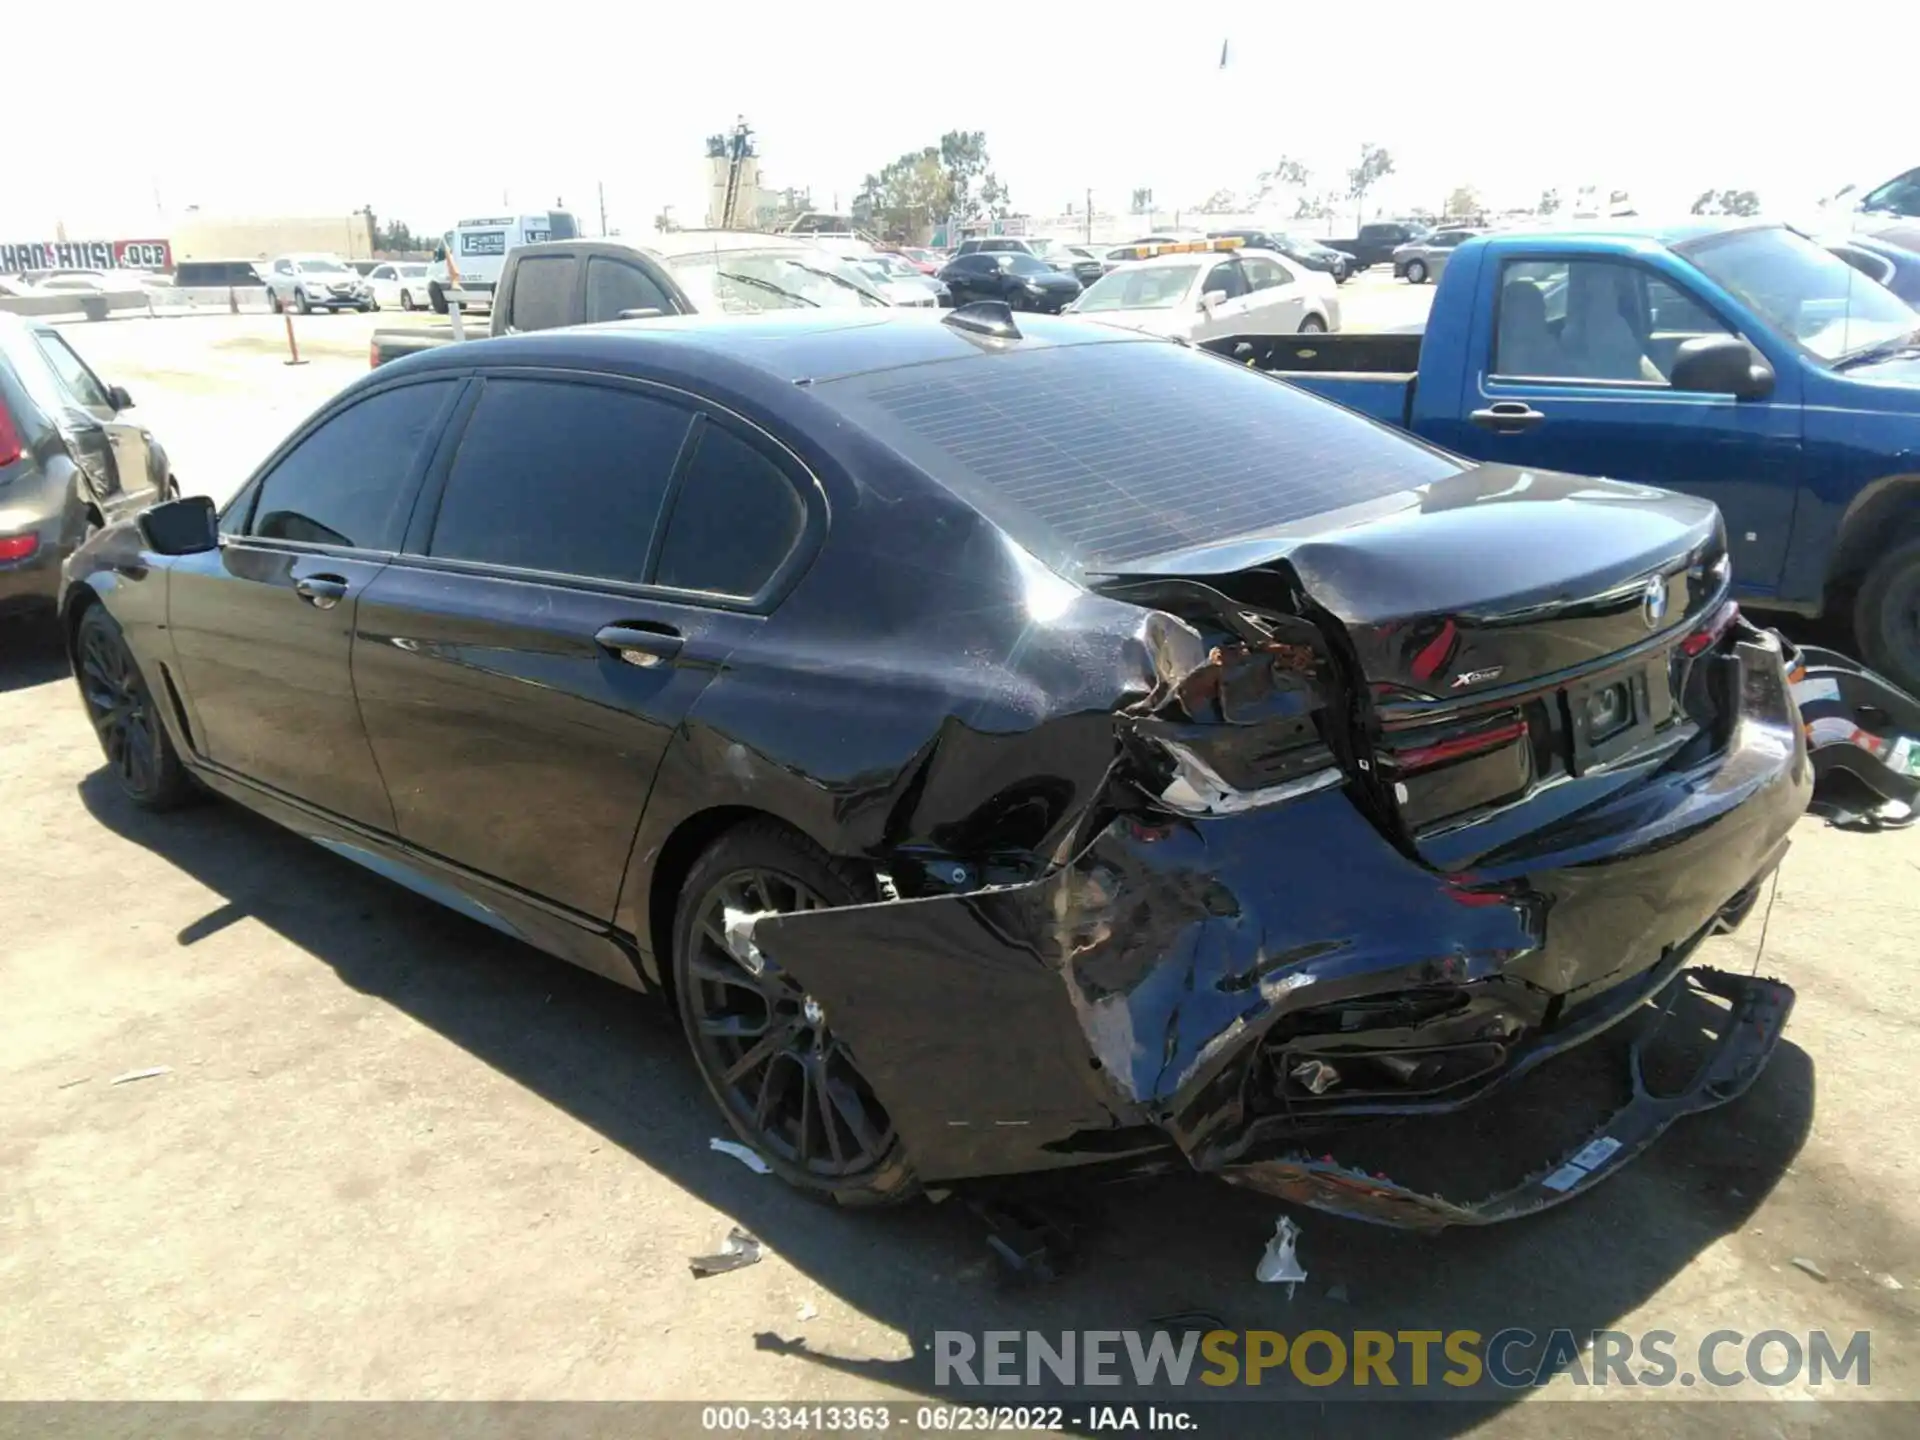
xmin=1790 ymin=1256 xmax=1829 ymax=1282
xmin=1876 ymin=1274 xmax=1904 ymax=1291
xmin=110 ymin=1067 xmax=171 ymax=1086
xmin=709 ymin=1137 xmax=772 ymax=1174
xmin=1255 ymin=1215 xmax=1308 ymax=1295
xmin=796 ymin=1300 xmax=819 ymax=1320
xmin=689 ymin=1226 xmax=765 ymax=1278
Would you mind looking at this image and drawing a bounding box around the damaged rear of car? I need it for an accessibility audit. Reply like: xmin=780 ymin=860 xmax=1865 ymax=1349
xmin=700 ymin=320 xmax=1810 ymax=1227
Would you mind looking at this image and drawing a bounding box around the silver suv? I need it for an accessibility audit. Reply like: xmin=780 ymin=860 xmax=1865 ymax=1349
xmin=264 ymin=254 xmax=371 ymax=314
xmin=0 ymin=314 xmax=171 ymax=622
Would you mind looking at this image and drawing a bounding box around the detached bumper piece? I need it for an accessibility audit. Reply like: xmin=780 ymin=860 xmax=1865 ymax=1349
xmin=1220 ymin=965 xmax=1792 ymax=1230
xmin=1787 ymin=642 xmax=1920 ymax=826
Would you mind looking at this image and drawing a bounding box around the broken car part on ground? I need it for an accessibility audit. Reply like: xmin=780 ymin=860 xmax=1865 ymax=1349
xmin=64 ymin=308 xmax=1863 ymax=1229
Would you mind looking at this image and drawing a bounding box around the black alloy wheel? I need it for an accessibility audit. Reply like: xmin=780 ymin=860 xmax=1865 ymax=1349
xmin=1854 ymin=537 xmax=1920 ymax=695
xmin=674 ymin=824 xmax=913 ymax=1205
xmin=74 ymin=608 xmax=193 ymax=809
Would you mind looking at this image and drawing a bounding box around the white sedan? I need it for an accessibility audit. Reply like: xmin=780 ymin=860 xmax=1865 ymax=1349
xmin=1067 ymin=245 xmax=1338 ymax=341
xmin=365 ymin=262 xmax=433 ymax=311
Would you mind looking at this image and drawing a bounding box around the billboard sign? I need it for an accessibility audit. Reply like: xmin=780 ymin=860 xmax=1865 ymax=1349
xmin=0 ymin=238 xmax=174 ymax=273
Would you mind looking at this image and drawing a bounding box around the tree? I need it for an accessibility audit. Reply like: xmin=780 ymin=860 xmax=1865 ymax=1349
xmin=1690 ymin=187 xmax=1762 ymax=217
xmin=1198 ymin=188 xmax=1239 ymax=214
xmin=1254 ymin=157 xmax=1311 ymax=206
xmin=979 ymin=172 xmax=1012 ymax=219
xmin=372 ymin=217 xmax=421 ymax=252
xmin=1130 ymin=187 xmax=1154 ymax=214
xmin=1537 ymin=188 xmax=1561 ymax=216
xmin=1443 ymin=185 xmax=1481 ymax=220
xmin=652 ymin=207 xmax=680 ymax=234
xmin=939 ymin=130 xmax=989 ymax=220
xmin=1346 ymin=143 xmax=1395 ymax=224
xmin=1293 ymin=192 xmax=1337 ymax=222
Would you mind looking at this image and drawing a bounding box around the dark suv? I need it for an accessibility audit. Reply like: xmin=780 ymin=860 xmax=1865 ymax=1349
xmin=0 ymin=314 xmax=171 ymax=622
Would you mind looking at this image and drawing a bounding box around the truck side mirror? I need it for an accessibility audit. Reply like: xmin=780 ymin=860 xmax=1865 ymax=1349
xmin=139 ymin=496 xmax=219 ymax=556
xmin=1669 ymin=334 xmax=1774 ymax=400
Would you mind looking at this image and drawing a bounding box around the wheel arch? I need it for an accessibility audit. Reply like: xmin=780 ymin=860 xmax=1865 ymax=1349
xmin=1827 ymin=471 xmax=1920 ymax=594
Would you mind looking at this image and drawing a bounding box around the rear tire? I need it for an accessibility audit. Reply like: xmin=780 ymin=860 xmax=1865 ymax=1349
xmin=74 ymin=606 xmax=195 ymax=811
xmin=672 ymin=820 xmax=917 ymax=1208
xmin=428 ymin=282 xmax=448 ymax=314
xmin=1298 ymin=314 xmax=1327 ymax=334
xmin=1852 ymin=537 xmax=1920 ymax=695
xmin=400 ymin=290 xmax=415 ymax=310
xmin=1406 ymin=259 xmax=1428 ymax=285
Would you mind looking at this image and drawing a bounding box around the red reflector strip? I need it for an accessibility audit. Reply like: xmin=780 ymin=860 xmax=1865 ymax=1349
xmin=1680 ymin=599 xmax=1740 ymax=657
xmin=0 ymin=533 xmax=40 ymax=561
xmin=1394 ymin=718 xmax=1528 ymax=773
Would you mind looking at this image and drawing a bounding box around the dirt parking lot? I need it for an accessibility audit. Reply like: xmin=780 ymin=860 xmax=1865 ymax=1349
xmin=2 ymin=306 xmax=1916 ymax=1433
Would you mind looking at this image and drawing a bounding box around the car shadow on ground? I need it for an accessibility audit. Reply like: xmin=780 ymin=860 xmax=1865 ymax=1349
xmin=78 ymin=771 xmax=1828 ymax=1435
xmin=0 ymin=616 xmax=69 ymax=695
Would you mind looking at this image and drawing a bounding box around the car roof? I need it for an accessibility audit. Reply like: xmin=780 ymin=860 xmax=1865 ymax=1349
xmin=392 ymin=308 xmax=1154 ymax=390
xmin=648 ymin=230 xmax=818 ymax=258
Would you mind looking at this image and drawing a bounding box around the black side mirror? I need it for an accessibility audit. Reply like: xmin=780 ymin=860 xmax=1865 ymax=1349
xmin=1669 ymin=334 xmax=1774 ymax=400
xmin=139 ymin=496 xmax=219 ymax=556
xmin=107 ymin=384 xmax=134 ymax=411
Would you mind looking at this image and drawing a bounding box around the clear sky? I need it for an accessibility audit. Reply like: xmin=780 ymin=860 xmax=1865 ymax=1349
xmin=6 ymin=0 xmax=1915 ymax=240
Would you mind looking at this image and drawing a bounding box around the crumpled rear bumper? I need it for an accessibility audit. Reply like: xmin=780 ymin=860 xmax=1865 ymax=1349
xmin=750 ymin=630 xmax=1810 ymax=1223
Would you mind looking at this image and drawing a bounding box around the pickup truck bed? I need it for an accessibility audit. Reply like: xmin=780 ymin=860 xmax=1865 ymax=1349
xmin=1203 ymin=331 xmax=1419 ymax=427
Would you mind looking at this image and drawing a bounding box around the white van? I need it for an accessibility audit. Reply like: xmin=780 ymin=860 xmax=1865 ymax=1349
xmin=427 ymin=209 xmax=580 ymax=312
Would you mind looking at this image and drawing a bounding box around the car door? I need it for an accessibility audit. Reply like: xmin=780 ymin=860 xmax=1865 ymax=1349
xmin=167 ymin=376 xmax=463 ymax=828
xmin=351 ymin=374 xmax=812 ymax=921
xmin=1463 ymin=254 xmax=1802 ymax=591
xmin=28 ymin=326 xmax=160 ymax=518
xmin=1238 ymin=253 xmax=1307 ymax=334
xmin=367 ymin=264 xmax=395 ymax=305
xmin=944 ymin=255 xmax=991 ymax=304
xmin=1191 ymin=258 xmax=1252 ymax=341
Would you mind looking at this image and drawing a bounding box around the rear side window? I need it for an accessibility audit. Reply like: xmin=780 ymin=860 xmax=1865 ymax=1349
xmin=818 ymin=341 xmax=1458 ymax=572
xmin=655 ymin=424 xmax=807 ymax=597
xmin=508 ymin=254 xmax=574 ymax=331
xmin=250 ymin=381 xmax=456 ymax=550
xmin=585 ymin=256 xmax=675 ymax=321
xmin=427 ymin=379 xmax=691 ymax=583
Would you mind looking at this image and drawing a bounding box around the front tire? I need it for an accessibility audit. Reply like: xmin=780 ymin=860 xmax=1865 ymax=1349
xmin=400 ymin=290 xmax=415 ymax=310
xmin=1298 ymin=314 xmax=1327 ymax=334
xmin=673 ymin=820 xmax=917 ymax=1207
xmin=74 ymin=606 xmax=194 ymax=811
xmin=296 ymin=289 xmax=313 ymax=315
xmin=427 ymin=282 xmax=448 ymax=315
xmin=1406 ymin=259 xmax=1428 ymax=285
xmin=1853 ymin=537 xmax=1920 ymax=695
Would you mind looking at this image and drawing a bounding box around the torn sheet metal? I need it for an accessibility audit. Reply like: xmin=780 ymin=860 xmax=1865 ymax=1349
xmin=689 ymin=1226 xmax=765 ymax=1278
xmin=1254 ymin=1216 xmax=1307 ymax=1292
xmin=1220 ymin=967 xmax=1792 ymax=1230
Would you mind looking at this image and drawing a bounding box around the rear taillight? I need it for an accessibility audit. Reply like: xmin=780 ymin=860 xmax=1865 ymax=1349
xmin=369 ymin=340 xmax=378 ymax=370
xmin=0 ymin=397 xmax=23 ymax=467
xmin=1681 ymin=600 xmax=1740 ymax=658
xmin=0 ymin=533 xmax=40 ymax=561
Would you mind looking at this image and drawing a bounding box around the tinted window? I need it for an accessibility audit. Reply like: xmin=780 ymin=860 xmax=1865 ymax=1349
xmin=1242 ymin=255 xmax=1290 ymax=291
xmin=251 ymin=382 xmax=455 ymax=549
xmin=819 ymin=341 xmax=1458 ymax=572
xmin=951 ymin=255 xmax=993 ymax=274
xmin=1203 ymin=261 xmax=1248 ymax=299
xmin=427 ymin=379 xmax=691 ymax=583
xmin=34 ymin=334 xmax=111 ymax=409
xmin=655 ymin=424 xmax=807 ymax=597
xmin=508 ymin=254 xmax=575 ymax=331
xmin=585 ymin=256 xmax=674 ymax=321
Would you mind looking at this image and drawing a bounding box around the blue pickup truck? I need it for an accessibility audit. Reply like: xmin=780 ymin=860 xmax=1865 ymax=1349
xmin=1207 ymin=221 xmax=1920 ymax=691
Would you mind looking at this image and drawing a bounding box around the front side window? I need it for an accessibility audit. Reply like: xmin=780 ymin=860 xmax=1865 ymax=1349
xmin=655 ymin=424 xmax=807 ymax=597
xmin=1203 ymin=260 xmax=1248 ymax=300
xmin=427 ymin=379 xmax=691 ymax=584
xmin=1242 ymin=255 xmax=1292 ymax=291
xmin=1494 ymin=259 xmax=1736 ymax=383
xmin=249 ymin=381 xmax=455 ymax=550
xmin=1074 ymin=264 xmax=1199 ymax=311
xmin=1683 ymin=225 xmax=1917 ymax=362
xmin=585 ymin=256 xmax=674 ymax=321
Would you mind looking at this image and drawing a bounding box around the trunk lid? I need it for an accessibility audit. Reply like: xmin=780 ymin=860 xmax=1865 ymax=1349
xmin=1097 ymin=465 xmax=1735 ymax=863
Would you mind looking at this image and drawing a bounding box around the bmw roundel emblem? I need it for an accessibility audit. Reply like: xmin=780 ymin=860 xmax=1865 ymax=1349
xmin=1642 ymin=577 xmax=1669 ymax=629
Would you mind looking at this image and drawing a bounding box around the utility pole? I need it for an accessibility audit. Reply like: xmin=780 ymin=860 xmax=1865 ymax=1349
xmin=598 ymin=181 xmax=608 ymax=237
xmin=1085 ymin=188 xmax=1092 ymax=243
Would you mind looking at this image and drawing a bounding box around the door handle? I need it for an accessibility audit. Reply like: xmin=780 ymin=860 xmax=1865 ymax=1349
xmin=1469 ymin=402 xmax=1546 ymax=434
xmin=595 ymin=622 xmax=683 ymax=667
xmin=295 ymin=574 xmax=349 ymax=609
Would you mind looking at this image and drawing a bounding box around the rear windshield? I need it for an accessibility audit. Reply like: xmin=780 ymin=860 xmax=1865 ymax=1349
xmin=816 ymin=338 xmax=1459 ymax=571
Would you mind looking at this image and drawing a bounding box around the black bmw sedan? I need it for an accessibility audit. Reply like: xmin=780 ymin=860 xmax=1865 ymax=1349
xmin=937 ymin=251 xmax=1082 ymax=312
xmin=63 ymin=307 xmax=1810 ymax=1226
